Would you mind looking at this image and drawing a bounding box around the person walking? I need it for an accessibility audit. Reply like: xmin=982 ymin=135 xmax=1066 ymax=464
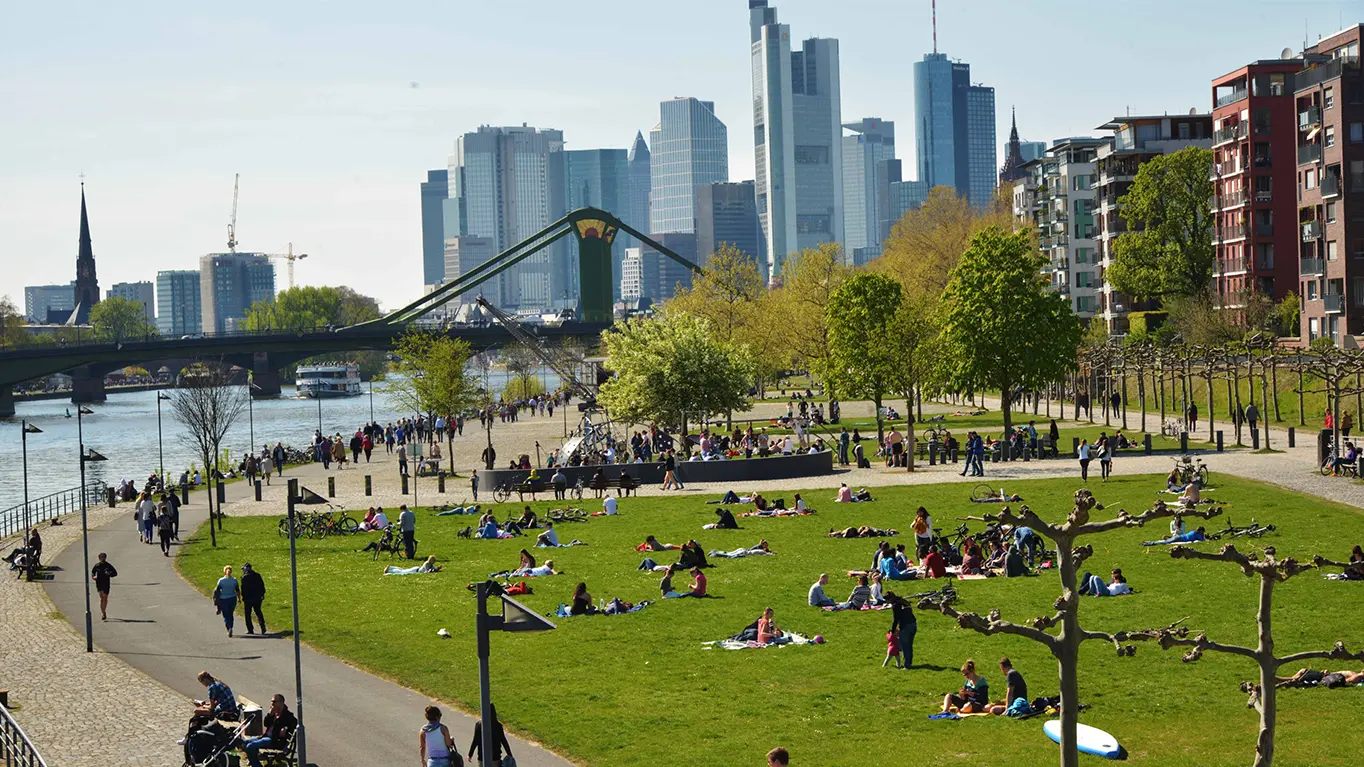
xmin=165 ymin=488 xmax=182 ymax=539
xmin=1343 ymin=410 xmax=1355 ymax=438
xmin=398 ymin=442 xmax=410 ymax=478
xmin=260 ymin=451 xmax=273 ymax=486
xmin=213 ymin=565 xmax=240 ymax=638
xmin=399 ymin=505 xmax=417 ymax=560
xmin=362 ymin=433 xmax=373 ymax=463
xmin=272 ymin=442 xmax=286 ymax=476
xmin=470 ymin=469 xmax=479 ymax=501
xmin=331 ymin=436 xmax=346 ymax=470
xmin=157 ymin=504 xmax=175 ymax=556
xmin=888 ymin=592 xmax=916 ymax=669
xmin=971 ymin=432 xmax=985 ymax=477
xmin=1078 ymin=438 xmax=1092 ymax=483
xmin=1098 ymin=436 xmax=1113 ymax=481
xmin=419 ymin=705 xmax=457 ymax=767
xmin=138 ymin=492 xmax=157 ymax=544
xmin=350 ymin=430 xmax=363 ymax=464
xmin=838 ymin=427 xmax=850 ymax=466
xmin=91 ymin=552 xmax=118 ymax=621
xmin=240 ymin=562 xmax=267 ymax=635
xmin=467 ymin=704 xmax=513 ymax=767
xmin=1245 ymin=403 xmax=1260 ymax=437
xmin=1187 ymin=403 xmax=1199 ymax=434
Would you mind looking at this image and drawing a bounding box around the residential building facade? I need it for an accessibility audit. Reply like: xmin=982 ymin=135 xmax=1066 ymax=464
xmin=23 ymin=284 xmax=73 ymax=323
xmin=750 ymin=0 xmax=842 ymax=281
xmin=155 ymin=270 xmax=201 ymax=336
xmin=649 ymin=97 xmax=728 ymax=236
xmin=696 ymin=181 xmax=763 ymax=268
xmin=198 ymin=253 xmax=275 ymax=333
xmin=842 ymin=118 xmax=895 ymax=261
xmin=421 ymin=169 xmax=449 ymax=291
xmin=106 ymin=281 xmax=155 ymax=324
xmin=914 ymin=52 xmax=997 ymax=207
xmin=1295 ymin=27 xmax=1363 ymax=345
xmin=1093 ymin=114 xmax=1213 ymax=332
xmin=1013 ymin=138 xmax=1106 ymax=318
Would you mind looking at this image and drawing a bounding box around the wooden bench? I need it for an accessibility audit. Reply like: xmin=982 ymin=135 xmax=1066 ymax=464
xmin=232 ymin=696 xmax=297 ymax=766
xmin=513 ymin=479 xmax=549 ymax=501
xmin=255 ymin=727 xmax=298 ymax=767
xmin=589 ymin=475 xmax=640 ymax=498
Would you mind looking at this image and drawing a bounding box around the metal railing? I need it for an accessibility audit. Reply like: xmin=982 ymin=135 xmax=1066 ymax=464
xmin=1295 ymin=56 xmax=1359 ymax=91
xmin=1 ymin=701 xmax=49 ymax=767
xmin=1218 ymin=224 xmax=1246 ymax=242
xmin=1218 ymin=188 xmax=1248 ymax=208
xmin=1301 ymin=257 xmax=1325 ymax=275
xmin=1215 ymin=87 xmax=1248 ymax=108
xmin=1298 ymin=144 xmax=1321 ymax=165
xmin=1322 ymin=174 xmax=1340 ymax=198
xmin=1213 ymin=123 xmax=1248 ymax=145
xmin=1299 ymin=106 xmax=1322 ymax=129
xmin=1302 ymin=221 xmax=1322 ymax=241
xmin=0 ymin=481 xmax=108 ymax=540
xmin=1324 ymin=294 xmax=1344 ymax=312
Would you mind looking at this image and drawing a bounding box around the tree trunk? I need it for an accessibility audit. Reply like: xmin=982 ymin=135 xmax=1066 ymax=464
xmin=204 ymin=451 xmax=217 ymax=547
xmin=1056 ymin=535 xmax=1082 ymax=767
xmin=1296 ymin=369 xmax=1305 ymax=427
xmin=1001 ymin=388 xmax=1013 ymax=460
xmin=1120 ymin=369 xmax=1128 ymax=430
xmin=1254 ymin=575 xmax=1277 ymax=767
xmin=1271 ymin=355 xmax=1281 ymax=422
xmin=873 ymin=396 xmax=885 ymax=444
xmin=1228 ymin=372 xmax=1240 ymax=445
xmin=1138 ymin=369 xmax=1147 ymax=434
xmin=916 ymin=388 xmax=923 ymax=424
xmin=906 ymin=394 xmax=916 ymax=473
xmin=1206 ymin=374 xmax=1216 ymax=445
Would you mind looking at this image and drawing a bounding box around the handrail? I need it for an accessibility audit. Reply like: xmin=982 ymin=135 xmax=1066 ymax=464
xmin=0 ymin=481 xmax=107 ymax=540
xmin=0 ymin=700 xmax=50 ymax=767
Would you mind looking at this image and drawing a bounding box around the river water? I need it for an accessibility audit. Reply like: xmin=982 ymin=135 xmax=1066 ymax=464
xmin=0 ymin=370 xmax=559 ymax=508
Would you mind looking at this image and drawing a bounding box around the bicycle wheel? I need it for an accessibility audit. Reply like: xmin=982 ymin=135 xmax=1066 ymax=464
xmin=1196 ymin=466 xmax=1210 ymax=485
xmin=972 ymin=484 xmax=995 ymax=502
xmin=1320 ymin=459 xmax=1334 ymax=476
xmin=278 ymin=519 xmax=292 ymax=538
xmin=571 ymin=484 xmax=583 ymax=501
xmin=339 ymin=516 xmax=360 ymax=534
xmin=494 ymin=486 xmax=511 ymax=503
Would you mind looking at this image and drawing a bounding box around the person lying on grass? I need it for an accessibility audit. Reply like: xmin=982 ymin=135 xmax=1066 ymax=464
xmin=510 ymin=559 xmax=560 ymax=578
xmin=827 ymin=526 xmax=898 ymax=539
xmin=636 ymin=535 xmax=680 ymax=552
xmin=1275 ymin=668 xmax=1364 ymax=688
xmin=756 ymin=607 xmax=786 ymax=645
xmin=384 ymin=556 xmax=441 ymax=575
xmin=1078 ymin=568 xmax=1132 ymax=596
xmin=710 ymin=540 xmax=772 ymax=559
xmin=1142 ymin=527 xmax=1207 ymax=546
xmin=704 ymin=507 xmax=739 ymax=530
xmin=941 ymin=659 xmax=991 ymax=713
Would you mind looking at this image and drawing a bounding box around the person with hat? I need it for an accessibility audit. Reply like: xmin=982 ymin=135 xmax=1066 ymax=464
xmin=240 ymin=562 xmax=267 ymax=635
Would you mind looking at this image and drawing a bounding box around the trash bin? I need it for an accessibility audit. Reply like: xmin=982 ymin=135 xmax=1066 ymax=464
xmin=106 ymin=487 xmax=116 ymax=508
xmin=1319 ymin=429 xmax=1334 ymax=468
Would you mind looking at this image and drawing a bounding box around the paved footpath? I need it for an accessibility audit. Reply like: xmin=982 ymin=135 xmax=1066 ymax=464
xmin=39 ymin=455 xmax=571 ymax=767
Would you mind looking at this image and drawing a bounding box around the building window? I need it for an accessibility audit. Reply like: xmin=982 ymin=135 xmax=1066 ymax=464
xmin=1270 ymin=74 xmax=1285 ymax=96
xmin=1354 ymin=278 xmax=1364 ymax=307
xmin=1351 ymin=123 xmax=1364 ymax=143
xmin=1309 ymin=317 xmax=1319 ymax=340
xmin=1327 ymin=201 xmax=1337 ymax=222
xmin=1328 ymin=240 xmax=1338 ymax=261
xmin=1308 ymin=281 xmax=1319 ymax=300
xmin=1324 ymin=87 xmax=1334 ymax=109
xmin=1305 ymin=168 xmax=1316 ymax=189
xmin=1325 ymin=126 xmax=1336 ymax=147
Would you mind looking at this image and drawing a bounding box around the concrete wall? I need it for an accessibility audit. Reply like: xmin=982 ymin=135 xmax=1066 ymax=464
xmin=480 ymin=450 xmax=834 ymax=492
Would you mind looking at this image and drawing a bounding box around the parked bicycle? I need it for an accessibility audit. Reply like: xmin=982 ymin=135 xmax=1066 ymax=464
xmin=1208 ymin=516 xmax=1276 ymax=541
xmin=1172 ymin=455 xmax=1210 ymax=486
xmin=911 ymin=582 xmax=959 ymax=608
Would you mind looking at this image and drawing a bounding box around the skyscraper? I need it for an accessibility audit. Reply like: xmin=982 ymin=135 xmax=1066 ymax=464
xmin=649 ymin=98 xmax=728 ymax=237
xmin=914 ymin=53 xmax=997 ymax=207
xmin=107 ymin=281 xmax=155 ymax=324
xmin=420 ymin=169 xmax=449 ymax=290
xmin=448 ymin=125 xmax=567 ymax=310
xmin=199 ymin=253 xmax=275 ymax=333
xmin=563 ymin=148 xmax=630 ymax=302
xmin=843 ymin=118 xmax=896 ymax=259
xmin=1020 ymin=141 xmax=1048 ymax=163
xmin=23 ymin=284 xmax=74 ymax=323
xmin=626 ymin=131 xmax=651 ymax=248
xmin=156 ymin=270 xmax=201 ymax=336
xmin=71 ymin=184 xmax=100 ymax=324
xmin=696 ymin=182 xmax=763 ymax=267
xmin=750 ymin=1 xmax=842 ymax=280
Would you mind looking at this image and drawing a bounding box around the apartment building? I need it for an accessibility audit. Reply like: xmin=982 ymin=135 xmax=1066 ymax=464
xmin=1013 ymin=138 xmax=1106 ymax=318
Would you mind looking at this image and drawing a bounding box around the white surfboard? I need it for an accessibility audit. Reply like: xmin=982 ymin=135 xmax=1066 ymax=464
xmin=1043 ymin=720 xmax=1122 ymax=759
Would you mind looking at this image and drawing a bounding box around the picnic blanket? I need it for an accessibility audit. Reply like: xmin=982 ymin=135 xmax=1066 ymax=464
xmin=553 ymin=600 xmax=653 ymax=618
xmin=739 ymin=509 xmax=815 ymax=518
xmin=702 ymin=633 xmax=817 ymax=650
xmin=820 ymin=603 xmax=892 ymax=612
xmin=709 ymin=548 xmax=774 ymax=559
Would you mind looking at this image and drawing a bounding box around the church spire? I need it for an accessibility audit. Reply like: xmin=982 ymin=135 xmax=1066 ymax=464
xmin=1009 ymin=106 xmax=1020 ymax=143
xmin=998 ymin=106 xmax=1029 ymax=185
xmin=71 ymin=182 xmax=100 ymax=324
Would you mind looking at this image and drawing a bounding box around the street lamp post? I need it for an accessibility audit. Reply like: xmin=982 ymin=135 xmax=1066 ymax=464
xmin=474 ymin=580 xmax=555 ymax=767
xmin=21 ymin=420 xmax=42 ymax=544
xmin=247 ymin=372 xmax=256 ymax=457
xmin=76 ymin=404 xmax=106 ymax=653
xmin=156 ymin=392 xmax=171 ymax=485
xmin=286 ymin=479 xmax=324 ymax=767
xmin=368 ymin=378 xmax=375 ymax=423
xmin=317 ymin=395 xmax=322 ymax=436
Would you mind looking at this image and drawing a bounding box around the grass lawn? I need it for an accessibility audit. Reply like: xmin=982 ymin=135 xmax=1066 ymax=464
xmin=179 ymin=475 xmax=1364 ymax=766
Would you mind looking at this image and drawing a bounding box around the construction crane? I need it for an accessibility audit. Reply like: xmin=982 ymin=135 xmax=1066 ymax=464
xmin=226 ymin=173 xmax=239 ymax=253
xmin=264 ymin=243 xmax=309 ymax=289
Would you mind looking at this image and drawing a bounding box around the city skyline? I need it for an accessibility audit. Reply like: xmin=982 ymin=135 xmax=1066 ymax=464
xmin=3 ymin=0 xmax=1357 ymax=310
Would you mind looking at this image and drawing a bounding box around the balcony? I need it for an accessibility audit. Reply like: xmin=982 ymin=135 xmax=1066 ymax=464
xmin=1324 ymin=294 xmax=1344 ymax=313
xmin=1322 ymin=174 xmax=1340 ymax=198
xmin=1218 ymin=188 xmax=1248 ymax=209
xmin=1254 ymin=222 xmax=1274 ymax=237
xmin=1253 ymin=155 xmax=1272 ymax=168
xmin=1301 ymin=257 xmax=1325 ymax=275
xmin=1218 ymin=224 xmax=1246 ymax=243
xmin=1216 ymin=87 xmax=1248 ymax=108
xmin=1214 ymin=123 xmax=1248 ymax=146
xmin=1295 ymin=55 xmax=1360 ymax=91
xmin=1302 ymin=221 xmax=1322 ymax=241
xmin=1255 ymin=189 xmax=1273 ymax=203
xmin=1299 ymin=106 xmax=1322 ymax=129
xmin=1298 ymin=144 xmax=1322 ymax=165
xmin=1221 ymin=256 xmax=1250 ymax=274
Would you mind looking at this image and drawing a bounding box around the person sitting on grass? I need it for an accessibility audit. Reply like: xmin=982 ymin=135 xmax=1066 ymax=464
xmin=517 ymin=549 xmax=536 ymax=571
xmin=1166 ymin=468 xmax=1185 ymax=493
xmin=756 ymin=607 xmax=785 ymax=645
xmin=383 ymin=555 xmax=441 ymax=575
xmin=941 ymin=659 xmax=991 ymax=713
xmin=360 ymin=507 xmax=379 ymax=531
xmin=710 ymin=540 xmax=772 ymax=559
xmin=984 ymin=538 xmax=1008 ymax=570
xmin=959 ymin=542 xmax=986 ymax=576
xmin=1178 ymin=477 xmax=1204 ymax=506
xmin=570 ymin=582 xmax=597 ymax=615
xmin=833 ymin=575 xmax=872 ymax=611
xmin=793 ymin=494 xmax=809 ymax=514
xmin=987 ymin=657 xmax=1030 ymax=716
xmin=921 ymin=548 xmax=948 ymax=579
xmin=636 ymin=535 xmax=680 ymax=552
xmin=678 ymin=540 xmax=709 ymax=569
xmin=879 ymin=551 xmax=917 ymax=581
xmin=835 ymin=483 xmax=853 ymax=503
xmin=704 ymin=507 xmax=739 ymax=530
xmin=516 ymin=506 xmax=539 ymax=529
xmin=808 ymin=573 xmax=836 ymax=607
xmin=474 ymin=513 xmax=504 ymax=539
xmin=512 ymin=559 xmax=560 ymax=578
xmin=869 ymin=571 xmax=886 ymax=605
xmin=674 ymin=566 xmax=707 ymax=598
xmin=660 ymin=564 xmax=683 ymax=598
xmin=1275 ymin=668 xmax=1364 ymax=688
xmin=1004 ymin=545 xmax=1030 ymax=578
xmin=1079 ymin=568 xmax=1132 ymax=596
xmin=535 ymin=521 xmax=559 ymax=547
xmin=1143 ymin=527 xmax=1207 ymax=546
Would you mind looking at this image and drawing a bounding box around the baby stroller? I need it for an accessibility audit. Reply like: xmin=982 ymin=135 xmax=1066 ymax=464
xmin=182 ymin=713 xmax=249 ymax=767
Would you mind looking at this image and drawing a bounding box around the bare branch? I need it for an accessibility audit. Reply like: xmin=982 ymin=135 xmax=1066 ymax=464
xmin=916 ymin=598 xmax=1059 ymax=649
xmin=1170 ymin=544 xmax=1321 ymax=582
xmin=1075 ymin=500 xmax=1224 ymax=536
xmin=1276 ymin=642 xmax=1364 ymax=668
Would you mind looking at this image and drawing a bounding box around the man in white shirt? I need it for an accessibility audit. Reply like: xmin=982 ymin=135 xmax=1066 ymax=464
xmin=137 ymin=495 xmax=157 ymax=544
xmin=602 ymin=496 xmax=618 ymax=515
xmin=372 ymin=508 xmax=390 ymax=530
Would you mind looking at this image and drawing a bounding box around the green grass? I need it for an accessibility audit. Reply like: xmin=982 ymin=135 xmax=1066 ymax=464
xmin=178 ymin=476 xmax=1364 ymax=766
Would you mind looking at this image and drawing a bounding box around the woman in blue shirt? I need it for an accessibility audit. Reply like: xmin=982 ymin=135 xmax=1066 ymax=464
xmin=213 ymin=565 xmax=240 ymax=638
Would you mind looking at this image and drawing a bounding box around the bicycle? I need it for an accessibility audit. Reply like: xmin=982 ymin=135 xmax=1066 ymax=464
xmin=971 ymin=483 xmax=999 ymax=502
xmin=493 ymin=482 xmax=513 ymax=503
xmin=1208 ymin=517 xmax=1277 ymax=541
xmin=911 ymin=582 xmax=959 ymax=608
xmin=1320 ymin=448 xmax=1359 ymax=477
xmin=1162 ymin=419 xmax=1184 ymax=438
xmin=548 ymin=507 xmax=588 ymax=523
xmin=570 ymin=477 xmax=585 ymax=501
xmin=1172 ymin=455 xmax=1210 ymax=486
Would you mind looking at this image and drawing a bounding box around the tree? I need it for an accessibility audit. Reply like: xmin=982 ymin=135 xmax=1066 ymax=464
xmin=386 ymin=331 xmax=479 ymax=472
xmin=825 ymin=273 xmax=904 ymax=442
xmin=89 ymin=296 xmax=156 ymax=341
xmin=875 ymin=185 xmax=1012 ymax=300
xmin=920 ymin=492 xmax=1223 ymax=767
xmin=597 ymin=310 xmax=754 ymax=442
xmin=887 ymin=294 xmax=939 ymax=470
xmin=242 ymin=285 xmax=385 ymax=377
xmin=938 ymin=226 xmax=1080 ymax=436
xmin=170 ymin=362 xmax=247 ymax=547
xmin=1106 ymin=146 xmax=1216 ymax=301
xmin=1125 ymin=545 xmax=1364 ymax=767
xmin=0 ymin=295 xmax=29 ymax=348
xmin=503 ymin=374 xmax=545 ymax=401
xmin=501 ymin=341 xmax=542 ymax=405
xmin=771 ymin=242 xmax=850 ymax=392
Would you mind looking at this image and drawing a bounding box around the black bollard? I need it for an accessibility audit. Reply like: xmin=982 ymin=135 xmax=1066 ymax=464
xmin=254 ymin=480 xmax=262 ymax=501
xmin=402 ymin=475 xmax=410 ymax=495
xmin=438 ymin=474 xmax=446 ymax=493
xmin=216 ymin=481 xmax=226 ymax=505
xmin=1216 ymin=431 xmax=1224 ymax=453
xmin=1251 ymin=429 xmax=1260 ymax=450
xmin=929 ymin=446 xmax=936 ymax=466
xmin=1143 ymin=434 xmax=1152 ymax=455
xmin=1072 ymin=437 xmax=1080 ymax=458
xmin=365 ymin=475 xmax=372 ymax=496
xmin=951 ymin=446 xmax=959 ymax=463
xmin=182 ymin=480 xmax=191 ymax=506
xmin=1180 ymin=432 xmax=1189 ymax=453
xmin=328 ymin=476 xmax=336 ymax=497
xmin=1288 ymin=427 xmax=1295 ymax=448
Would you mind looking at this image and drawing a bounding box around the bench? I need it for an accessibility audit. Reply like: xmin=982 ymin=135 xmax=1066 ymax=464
xmin=254 ymin=727 xmax=298 ymax=767
xmin=232 ymin=696 xmax=297 ymax=766
xmin=513 ymin=480 xmax=549 ymax=500
xmin=589 ymin=475 xmax=640 ymax=498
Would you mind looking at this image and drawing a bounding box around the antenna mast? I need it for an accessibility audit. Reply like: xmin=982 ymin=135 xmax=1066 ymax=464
xmin=227 ymin=173 xmax=240 ymax=253
xmin=932 ymin=0 xmax=937 ymax=54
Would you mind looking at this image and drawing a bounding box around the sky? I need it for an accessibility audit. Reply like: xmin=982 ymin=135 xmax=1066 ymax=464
xmin=2 ymin=0 xmax=1360 ymax=312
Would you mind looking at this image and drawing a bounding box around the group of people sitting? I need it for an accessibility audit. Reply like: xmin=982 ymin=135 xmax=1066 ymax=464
xmin=808 ymin=572 xmax=877 ymax=611
xmin=939 ymin=658 xmax=1033 ymax=717
xmin=833 ymin=484 xmax=874 ymax=503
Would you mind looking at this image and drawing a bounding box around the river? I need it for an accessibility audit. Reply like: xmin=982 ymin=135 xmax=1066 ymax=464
xmin=0 ymin=369 xmax=559 ymax=508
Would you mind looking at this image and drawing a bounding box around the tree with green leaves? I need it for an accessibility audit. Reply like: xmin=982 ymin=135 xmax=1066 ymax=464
xmin=1107 ymin=146 xmax=1216 ymax=301
xmin=386 ymin=331 xmax=479 ymax=472
xmin=597 ymin=310 xmax=754 ymax=444
xmin=501 ymin=340 xmax=542 ymax=404
xmin=0 ymin=295 xmax=30 ymax=348
xmin=242 ymin=285 xmax=384 ymax=377
xmin=772 ymin=242 xmax=849 ymax=393
xmin=939 ymin=226 xmax=1081 ymax=436
xmin=825 ymin=272 xmax=904 ymax=442
xmin=89 ymin=296 xmax=156 ymax=341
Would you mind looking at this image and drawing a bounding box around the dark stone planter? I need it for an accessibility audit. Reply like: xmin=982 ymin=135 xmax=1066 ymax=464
xmin=480 ymin=450 xmax=835 ymax=492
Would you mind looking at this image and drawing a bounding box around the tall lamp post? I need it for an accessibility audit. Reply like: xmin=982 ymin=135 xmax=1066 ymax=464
xmin=21 ymin=420 xmax=42 ymax=542
xmin=474 ymin=580 xmax=555 ymax=767
xmin=368 ymin=378 xmax=375 ymax=423
xmin=247 ymin=371 xmax=257 ymax=456
xmin=76 ymin=404 xmax=107 ymax=653
xmin=286 ymin=480 xmax=327 ymax=767
xmin=156 ymin=392 xmax=171 ymax=485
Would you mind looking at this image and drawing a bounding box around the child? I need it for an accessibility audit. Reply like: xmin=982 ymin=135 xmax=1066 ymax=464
xmin=882 ymin=627 xmax=903 ymax=668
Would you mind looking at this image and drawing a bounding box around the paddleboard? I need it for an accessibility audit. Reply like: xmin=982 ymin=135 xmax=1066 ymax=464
xmin=1043 ymin=720 xmax=1121 ymax=759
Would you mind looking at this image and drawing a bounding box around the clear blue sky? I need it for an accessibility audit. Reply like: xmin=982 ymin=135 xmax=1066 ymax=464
xmin=2 ymin=0 xmax=1358 ymax=311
